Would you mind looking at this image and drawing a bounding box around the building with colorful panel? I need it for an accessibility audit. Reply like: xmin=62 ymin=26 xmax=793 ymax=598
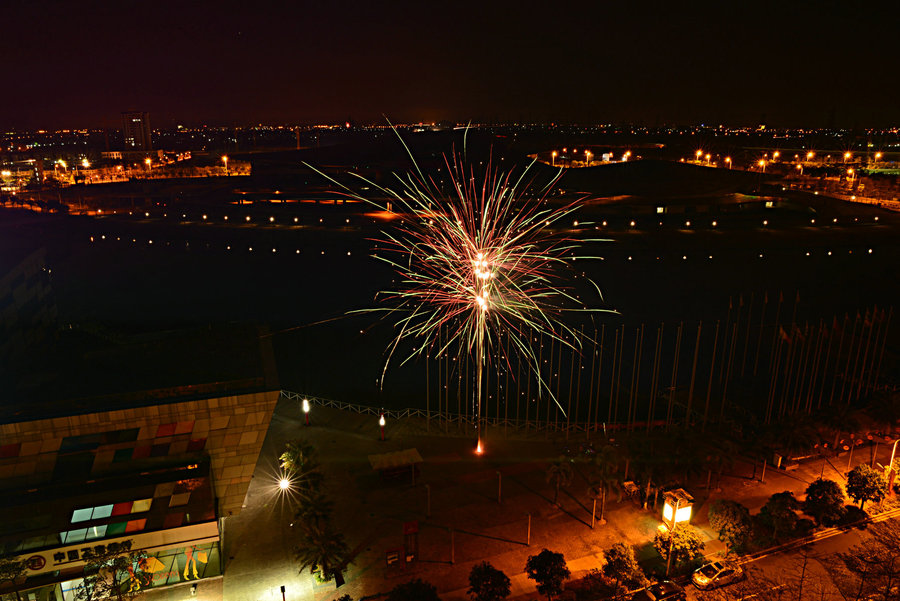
xmin=0 ymin=385 xmax=279 ymax=600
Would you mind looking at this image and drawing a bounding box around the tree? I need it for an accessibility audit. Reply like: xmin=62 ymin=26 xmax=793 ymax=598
xmin=601 ymin=543 xmax=646 ymax=595
xmin=387 ymin=579 xmax=441 ymax=601
xmin=0 ymin=556 xmax=27 ymax=601
xmin=294 ymin=522 xmax=350 ymax=584
xmin=802 ymin=478 xmax=846 ymax=525
xmin=467 ymin=562 xmax=510 ymax=601
xmin=653 ymin=524 xmax=705 ymax=570
xmin=587 ymin=445 xmax=620 ymax=525
xmin=846 ymin=464 xmax=888 ymax=510
xmin=75 ymin=540 xmax=148 ymax=601
xmin=836 ymin=520 xmax=900 ymax=601
xmin=545 ymin=457 xmax=573 ymax=507
xmin=759 ymin=491 xmax=800 ymax=541
xmin=707 ymin=499 xmax=752 ymax=553
xmin=295 ymin=489 xmax=333 ymax=531
xmin=280 ymin=439 xmax=324 ymax=502
xmin=524 ymin=549 xmax=570 ymax=601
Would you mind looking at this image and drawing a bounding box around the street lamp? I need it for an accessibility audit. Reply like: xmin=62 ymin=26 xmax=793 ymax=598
xmin=379 ymin=413 xmax=386 ymax=441
xmin=551 ymin=151 xmax=557 ymax=166
xmin=796 ymin=164 xmax=803 ymax=176
xmin=705 ymin=153 xmax=711 ymax=165
xmin=222 ymin=155 xmax=229 ymax=176
xmin=144 ymin=158 xmax=152 ymax=171
xmin=773 ymin=150 xmax=780 ymax=161
xmin=807 ymin=151 xmax=815 ymax=161
xmin=302 ymin=398 xmax=310 ymax=426
xmin=279 ymin=477 xmax=291 ymax=491
xmin=758 ymin=159 xmax=767 ymax=172
xmin=724 ymin=157 xmax=731 ymax=169
xmin=695 ymin=149 xmax=703 ymax=163
xmin=844 ymin=152 xmax=852 ymax=163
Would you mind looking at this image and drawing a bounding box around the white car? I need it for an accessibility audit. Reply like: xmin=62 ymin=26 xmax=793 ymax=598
xmin=692 ymin=561 xmax=744 ymax=590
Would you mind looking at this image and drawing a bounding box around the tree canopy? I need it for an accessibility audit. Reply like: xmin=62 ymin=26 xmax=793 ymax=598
xmin=802 ymin=478 xmax=846 ymax=525
xmin=707 ymin=499 xmax=752 ymax=552
xmin=525 ymin=549 xmax=570 ymax=601
xmin=467 ymin=562 xmax=511 ymax=601
xmin=845 ymin=464 xmax=888 ymax=510
xmin=387 ymin=579 xmax=441 ymax=601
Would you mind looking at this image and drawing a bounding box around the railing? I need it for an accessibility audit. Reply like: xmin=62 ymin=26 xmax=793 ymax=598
xmin=279 ymin=390 xmax=659 ymax=434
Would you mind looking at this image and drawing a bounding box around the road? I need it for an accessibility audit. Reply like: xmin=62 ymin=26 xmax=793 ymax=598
xmin=687 ymin=512 xmax=899 ymax=600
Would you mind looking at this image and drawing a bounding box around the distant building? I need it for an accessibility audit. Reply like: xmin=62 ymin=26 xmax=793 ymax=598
xmin=121 ymin=112 xmax=152 ymax=151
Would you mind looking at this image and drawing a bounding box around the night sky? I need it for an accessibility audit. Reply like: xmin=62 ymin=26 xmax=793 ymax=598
xmin=4 ymin=0 xmax=898 ymax=129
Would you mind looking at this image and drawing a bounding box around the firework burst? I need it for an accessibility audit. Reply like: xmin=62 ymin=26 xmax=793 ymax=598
xmin=307 ymin=129 xmax=612 ymax=451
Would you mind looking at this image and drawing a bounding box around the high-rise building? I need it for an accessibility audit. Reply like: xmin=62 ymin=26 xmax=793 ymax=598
xmin=121 ymin=111 xmax=152 ymax=150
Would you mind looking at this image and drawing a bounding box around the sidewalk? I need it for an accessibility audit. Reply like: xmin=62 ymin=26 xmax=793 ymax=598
xmin=141 ymin=397 xmax=899 ymax=601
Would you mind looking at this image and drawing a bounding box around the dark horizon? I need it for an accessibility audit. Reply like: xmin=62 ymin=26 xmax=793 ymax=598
xmin=3 ymin=1 xmax=899 ymax=130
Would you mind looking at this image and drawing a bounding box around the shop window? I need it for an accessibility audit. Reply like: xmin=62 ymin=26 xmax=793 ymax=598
xmin=105 ymin=521 xmax=127 ymax=536
xmin=71 ymin=508 xmax=93 ymax=523
xmin=131 ymin=498 xmax=152 ymax=513
xmin=186 ymin=438 xmax=206 ymax=452
xmin=125 ymin=519 xmax=146 ymax=533
xmin=71 ymin=504 xmax=114 ymax=523
xmin=61 ymin=529 xmax=87 ymax=544
xmin=85 ymin=524 xmax=107 ymax=540
xmin=111 ymin=501 xmax=133 ymax=516
xmin=155 ymin=423 xmax=177 ymax=437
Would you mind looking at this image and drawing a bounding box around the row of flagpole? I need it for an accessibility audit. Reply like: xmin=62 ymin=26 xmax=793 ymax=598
xmin=424 ymin=292 xmax=894 ymax=436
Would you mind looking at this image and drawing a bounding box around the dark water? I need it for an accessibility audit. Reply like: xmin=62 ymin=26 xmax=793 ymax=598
xmin=2 ymin=179 xmax=897 ymax=425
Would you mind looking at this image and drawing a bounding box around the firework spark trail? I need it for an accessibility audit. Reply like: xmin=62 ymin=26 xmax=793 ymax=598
xmin=305 ymin=128 xmax=614 ymax=449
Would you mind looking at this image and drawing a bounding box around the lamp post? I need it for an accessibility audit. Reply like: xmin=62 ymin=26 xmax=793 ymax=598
xmin=551 ymin=151 xmax=557 ymax=167
xmin=222 ymin=155 xmax=229 ymax=176
xmin=724 ymin=157 xmax=731 ymax=169
xmin=807 ymin=151 xmax=815 ymax=162
xmin=705 ymin=153 xmax=711 ymax=166
xmin=665 ymin=498 xmax=680 ymax=578
xmin=695 ymin=149 xmax=703 ymax=164
xmin=379 ymin=413 xmax=386 ymax=441
xmin=797 ymin=164 xmax=803 ymax=176
xmin=302 ymin=398 xmax=310 ymax=426
xmin=144 ymin=157 xmax=152 ymax=171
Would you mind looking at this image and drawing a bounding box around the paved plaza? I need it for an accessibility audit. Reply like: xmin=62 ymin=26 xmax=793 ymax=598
xmin=139 ymin=395 xmax=899 ymax=601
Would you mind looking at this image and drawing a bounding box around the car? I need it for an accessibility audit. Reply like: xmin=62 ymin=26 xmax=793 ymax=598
xmin=631 ymin=580 xmax=686 ymax=600
xmin=692 ymin=560 xmax=744 ymax=590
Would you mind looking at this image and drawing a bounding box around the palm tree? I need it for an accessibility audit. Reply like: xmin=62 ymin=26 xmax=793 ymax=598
xmin=294 ymin=521 xmax=350 ymax=583
xmin=295 ymin=489 xmax=333 ymax=531
xmin=280 ymin=440 xmax=324 ymax=502
xmin=546 ymin=457 xmax=574 ymax=507
xmin=587 ymin=445 xmax=620 ymax=526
